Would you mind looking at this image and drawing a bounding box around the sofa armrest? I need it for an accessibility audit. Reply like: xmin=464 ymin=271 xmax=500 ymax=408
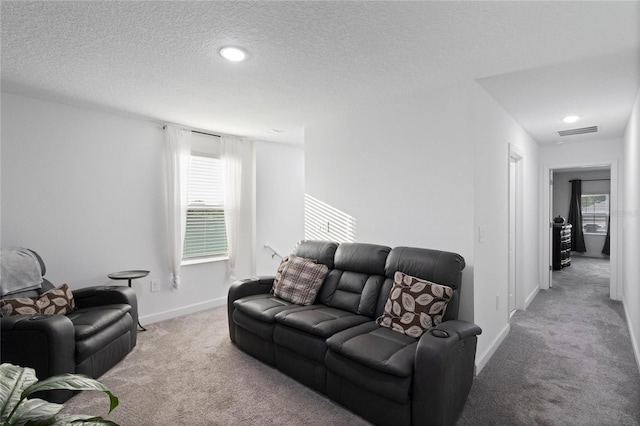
xmin=412 ymin=320 xmax=482 ymax=426
xmin=73 ymin=285 xmax=138 ymax=347
xmin=227 ymin=277 xmax=274 ymax=342
xmin=1 ymin=314 xmax=75 ymax=378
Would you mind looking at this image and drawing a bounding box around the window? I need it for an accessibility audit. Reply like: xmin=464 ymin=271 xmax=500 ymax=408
xmin=581 ymin=193 xmax=609 ymax=234
xmin=183 ymin=155 xmax=228 ymax=260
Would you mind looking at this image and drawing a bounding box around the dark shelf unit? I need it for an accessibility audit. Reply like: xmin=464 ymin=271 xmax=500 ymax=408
xmin=553 ymin=224 xmax=572 ymax=270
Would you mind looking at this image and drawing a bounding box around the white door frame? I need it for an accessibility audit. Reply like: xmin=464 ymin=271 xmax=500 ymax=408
xmin=508 ymin=144 xmax=525 ymax=313
xmin=541 ymin=159 xmax=619 ymax=299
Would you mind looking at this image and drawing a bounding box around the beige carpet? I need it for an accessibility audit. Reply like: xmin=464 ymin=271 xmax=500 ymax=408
xmin=61 ymin=306 xmax=370 ymax=425
xmin=63 ymin=257 xmax=640 ymax=425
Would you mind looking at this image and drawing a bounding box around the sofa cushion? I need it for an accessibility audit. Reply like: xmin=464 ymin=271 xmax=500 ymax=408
xmin=275 ymin=306 xmax=370 ymax=338
xmin=67 ymin=304 xmax=131 ymax=340
xmin=74 ymin=311 xmax=132 ymax=363
xmin=293 ymin=240 xmax=339 ymax=269
xmin=234 ymin=294 xmax=296 ymax=323
xmin=334 ymin=243 xmax=390 ymax=276
xmin=326 ymin=321 xmax=417 ymax=377
xmin=325 ymin=349 xmax=413 ymax=404
xmin=272 ymin=256 xmax=328 ymax=306
xmin=382 ymin=246 xmax=465 ymax=320
xmin=315 ymin=243 xmax=390 ymax=316
xmin=1 ymin=283 xmax=75 ymax=317
xmin=376 ymin=272 xmax=453 ymax=338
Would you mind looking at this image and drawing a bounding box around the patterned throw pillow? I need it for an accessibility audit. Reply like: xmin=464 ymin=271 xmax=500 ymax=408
xmin=272 ymin=255 xmax=329 ymax=306
xmin=0 ymin=283 xmax=76 ymax=317
xmin=376 ymin=272 xmax=453 ymax=338
xmin=272 ymin=256 xmax=292 ymax=289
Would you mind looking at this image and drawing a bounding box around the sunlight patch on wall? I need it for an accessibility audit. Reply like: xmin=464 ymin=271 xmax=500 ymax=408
xmin=304 ymin=194 xmax=356 ymax=243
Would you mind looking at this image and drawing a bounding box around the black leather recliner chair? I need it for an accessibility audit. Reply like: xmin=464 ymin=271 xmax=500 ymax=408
xmin=0 ymin=249 xmax=138 ymax=402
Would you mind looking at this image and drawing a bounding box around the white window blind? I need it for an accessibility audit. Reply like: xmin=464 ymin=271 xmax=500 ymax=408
xmin=183 ymin=155 xmax=228 ymax=259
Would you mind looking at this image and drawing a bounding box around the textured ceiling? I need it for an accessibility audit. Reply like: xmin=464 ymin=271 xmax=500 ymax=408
xmin=2 ymin=1 xmax=639 ymax=145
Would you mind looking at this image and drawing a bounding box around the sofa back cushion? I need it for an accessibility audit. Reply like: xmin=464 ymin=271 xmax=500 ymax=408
xmin=317 ymin=243 xmax=391 ymax=317
xmin=377 ymin=247 xmax=465 ymax=321
xmin=293 ymin=240 xmax=339 ymax=269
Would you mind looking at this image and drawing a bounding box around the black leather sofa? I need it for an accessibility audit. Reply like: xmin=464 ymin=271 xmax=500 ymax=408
xmin=228 ymin=241 xmax=482 ymax=426
xmin=1 ymin=250 xmax=138 ymax=403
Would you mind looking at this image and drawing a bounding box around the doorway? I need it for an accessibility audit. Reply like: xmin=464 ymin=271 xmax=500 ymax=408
xmin=508 ymin=145 xmax=523 ymax=317
xmin=542 ymin=161 xmax=619 ymax=300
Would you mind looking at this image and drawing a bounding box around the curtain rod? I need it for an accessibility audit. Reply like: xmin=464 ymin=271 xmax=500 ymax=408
xmin=162 ymin=125 xmax=220 ymax=138
xmin=569 ymin=179 xmax=610 ymax=182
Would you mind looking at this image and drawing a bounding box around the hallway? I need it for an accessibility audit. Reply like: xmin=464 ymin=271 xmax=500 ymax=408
xmin=458 ymin=256 xmax=640 ymax=425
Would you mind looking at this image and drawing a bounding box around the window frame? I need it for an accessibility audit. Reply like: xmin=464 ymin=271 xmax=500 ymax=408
xmin=181 ymin=153 xmax=228 ymax=265
xmin=580 ymin=193 xmax=609 ymax=235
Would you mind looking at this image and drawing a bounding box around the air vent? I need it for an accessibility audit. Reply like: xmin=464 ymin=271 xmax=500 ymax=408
xmin=557 ymin=126 xmax=598 ymax=137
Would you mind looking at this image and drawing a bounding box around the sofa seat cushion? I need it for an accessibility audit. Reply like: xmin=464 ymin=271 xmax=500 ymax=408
xmin=234 ymin=294 xmax=296 ymax=323
xmin=325 ymin=349 xmax=413 ymax=404
xmin=67 ymin=304 xmax=131 ymax=340
xmin=326 ymin=321 xmax=417 ymax=378
xmin=274 ymin=306 xmax=370 ymax=338
xmin=74 ymin=311 xmax=133 ymax=364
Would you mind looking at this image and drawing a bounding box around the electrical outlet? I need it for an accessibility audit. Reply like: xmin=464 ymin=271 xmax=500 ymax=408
xmin=150 ymin=279 xmax=160 ymax=292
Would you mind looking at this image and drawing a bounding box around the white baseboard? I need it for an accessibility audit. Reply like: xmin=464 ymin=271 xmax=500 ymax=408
xmin=139 ymin=297 xmax=227 ymax=325
xmin=475 ymin=322 xmax=510 ymax=375
xmin=622 ymin=299 xmax=640 ymax=376
xmin=524 ymin=285 xmax=540 ymax=310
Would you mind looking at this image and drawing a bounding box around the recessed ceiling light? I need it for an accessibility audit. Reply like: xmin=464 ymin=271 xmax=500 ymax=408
xmin=219 ymin=46 xmax=247 ymax=62
xmin=562 ymin=115 xmax=580 ymax=124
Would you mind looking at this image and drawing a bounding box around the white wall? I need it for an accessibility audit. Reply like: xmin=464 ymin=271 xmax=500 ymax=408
xmin=553 ymin=169 xmax=611 ymax=258
xmin=471 ymin=84 xmax=540 ymax=371
xmin=305 ymin=81 xmax=541 ymax=372
xmin=305 ymin=83 xmax=476 ymax=321
xmin=1 ymin=92 xmax=302 ymax=324
xmin=623 ymin=88 xmax=640 ymax=372
xmin=254 ymin=140 xmax=305 ymax=276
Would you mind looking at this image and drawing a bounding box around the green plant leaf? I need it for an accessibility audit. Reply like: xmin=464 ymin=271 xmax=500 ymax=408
xmin=25 ymin=414 xmax=120 ymax=425
xmin=21 ymin=375 xmax=118 ymax=414
xmin=0 ymin=363 xmax=39 ymax=422
xmin=8 ymin=398 xmax=63 ymax=425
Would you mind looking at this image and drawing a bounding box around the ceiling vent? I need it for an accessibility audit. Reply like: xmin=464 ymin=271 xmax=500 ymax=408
xmin=557 ymin=126 xmax=598 ymax=137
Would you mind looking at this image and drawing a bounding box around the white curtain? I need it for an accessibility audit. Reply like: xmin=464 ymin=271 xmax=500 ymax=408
xmin=220 ymin=135 xmax=249 ymax=273
xmin=165 ymin=125 xmax=191 ymax=288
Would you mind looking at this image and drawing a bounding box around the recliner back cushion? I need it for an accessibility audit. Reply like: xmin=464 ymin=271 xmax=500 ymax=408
xmin=293 ymin=240 xmax=339 ymax=269
xmin=317 ymin=243 xmax=391 ymax=317
xmin=377 ymin=247 xmax=465 ymax=320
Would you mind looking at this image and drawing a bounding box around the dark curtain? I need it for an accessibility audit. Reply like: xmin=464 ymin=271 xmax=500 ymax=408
xmin=602 ymin=216 xmax=610 ymax=255
xmin=568 ymin=180 xmax=586 ymax=252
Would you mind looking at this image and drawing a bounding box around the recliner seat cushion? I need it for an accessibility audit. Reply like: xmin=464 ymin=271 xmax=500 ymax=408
xmin=234 ymin=294 xmax=296 ymax=323
xmin=326 ymin=321 xmax=417 ymax=377
xmin=67 ymin=304 xmax=131 ymax=340
xmin=325 ymin=350 xmax=413 ymax=404
xmin=275 ymin=306 xmax=370 ymax=338
xmin=74 ymin=313 xmax=132 ymax=363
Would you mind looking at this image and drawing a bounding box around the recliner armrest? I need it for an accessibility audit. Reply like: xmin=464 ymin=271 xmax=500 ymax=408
xmin=73 ymin=285 xmax=136 ymax=308
xmin=1 ymin=314 xmax=75 ymax=379
xmin=227 ymin=277 xmax=274 ymax=342
xmin=412 ymin=320 xmax=482 ymax=426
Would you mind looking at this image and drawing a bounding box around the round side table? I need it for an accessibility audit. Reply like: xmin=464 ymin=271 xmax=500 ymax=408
xmin=108 ymin=270 xmax=150 ymax=331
